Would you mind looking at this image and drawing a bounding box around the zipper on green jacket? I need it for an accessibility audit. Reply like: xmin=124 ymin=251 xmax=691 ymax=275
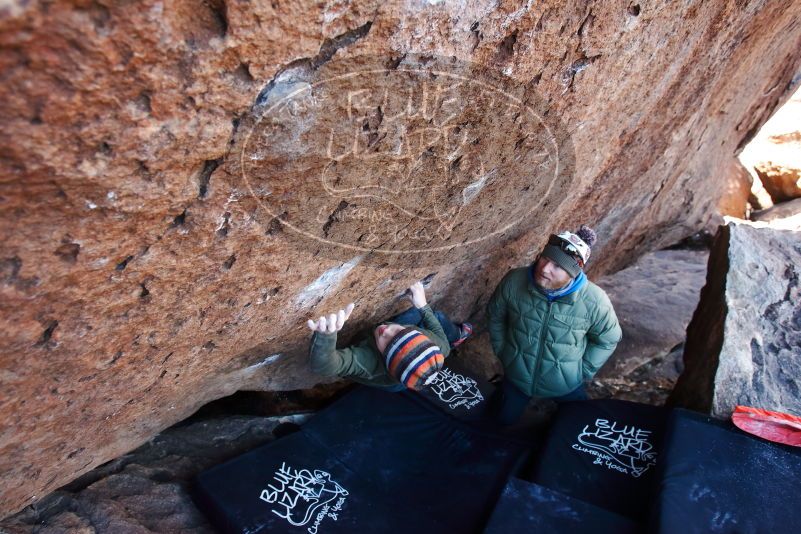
xmin=533 ymin=301 xmax=553 ymax=393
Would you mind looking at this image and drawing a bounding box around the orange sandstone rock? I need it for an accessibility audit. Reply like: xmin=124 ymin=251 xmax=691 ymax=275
xmin=1 ymin=0 xmax=800 ymax=517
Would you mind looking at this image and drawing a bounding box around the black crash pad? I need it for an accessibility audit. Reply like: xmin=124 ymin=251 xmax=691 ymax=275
xmin=194 ymin=386 xmax=529 ymax=533
xmin=193 ymin=430 xmax=381 ymax=533
xmin=483 ymin=477 xmax=641 ymax=534
xmin=522 ymin=399 xmax=668 ymax=521
xmin=650 ymin=409 xmax=801 ymax=534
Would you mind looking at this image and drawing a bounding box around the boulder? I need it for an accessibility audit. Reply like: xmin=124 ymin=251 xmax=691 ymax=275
xmin=2 ymin=0 xmax=801 ymax=516
xmin=596 ymin=249 xmax=709 ymax=378
xmin=670 ymin=221 xmax=801 ymax=419
xmin=717 ymin=159 xmax=753 ymax=219
xmin=753 ymin=145 xmax=801 ymax=201
xmin=752 ymin=197 xmax=801 ymax=231
xmin=588 ymin=249 xmax=708 ymax=404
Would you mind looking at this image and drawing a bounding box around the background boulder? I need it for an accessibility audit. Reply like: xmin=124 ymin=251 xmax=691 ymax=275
xmin=740 ymin=87 xmax=801 ymax=203
xmin=717 ymin=159 xmax=754 ymax=220
xmin=752 ymin=197 xmax=801 ymax=231
xmin=670 ymin=221 xmax=801 ymax=419
xmin=591 ymin=249 xmax=709 ymax=404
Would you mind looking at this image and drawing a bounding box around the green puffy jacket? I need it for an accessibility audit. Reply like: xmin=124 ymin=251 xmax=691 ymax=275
xmin=308 ymin=304 xmax=450 ymax=388
xmin=487 ymin=267 xmax=622 ymax=398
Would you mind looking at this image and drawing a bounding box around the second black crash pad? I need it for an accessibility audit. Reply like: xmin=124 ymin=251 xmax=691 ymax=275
xmin=483 ymin=477 xmax=641 ymax=534
xmin=522 ymin=398 xmax=669 ymax=521
xmin=650 ymin=409 xmax=801 ymax=534
xmin=194 ymin=385 xmax=529 ymax=534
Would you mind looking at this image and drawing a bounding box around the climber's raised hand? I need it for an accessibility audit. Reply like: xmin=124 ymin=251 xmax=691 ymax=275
xmin=307 ymin=303 xmax=355 ymax=334
xmin=408 ymin=281 xmax=427 ymax=308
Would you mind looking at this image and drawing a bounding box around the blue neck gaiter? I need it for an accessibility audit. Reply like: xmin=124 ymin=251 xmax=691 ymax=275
xmin=529 ymin=265 xmax=587 ymax=302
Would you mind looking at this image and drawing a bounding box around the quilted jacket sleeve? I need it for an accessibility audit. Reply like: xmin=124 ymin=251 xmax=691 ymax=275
xmin=487 ymin=272 xmax=511 ymax=361
xmin=581 ymin=292 xmax=623 ymax=380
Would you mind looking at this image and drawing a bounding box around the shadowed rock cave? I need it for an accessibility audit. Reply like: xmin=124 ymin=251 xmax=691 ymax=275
xmin=1 ymin=1 xmax=801 ymax=532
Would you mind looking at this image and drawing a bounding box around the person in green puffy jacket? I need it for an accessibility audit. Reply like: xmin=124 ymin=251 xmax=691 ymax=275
xmin=486 ymin=225 xmax=622 ymax=425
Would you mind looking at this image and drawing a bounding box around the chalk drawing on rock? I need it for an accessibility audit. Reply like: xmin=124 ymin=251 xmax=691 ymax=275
xmin=240 ymin=53 xmax=575 ymax=265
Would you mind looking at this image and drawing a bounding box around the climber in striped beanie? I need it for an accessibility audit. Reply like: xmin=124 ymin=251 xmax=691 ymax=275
xmin=307 ymin=280 xmax=457 ymax=392
xmin=383 ymin=327 xmax=445 ymax=389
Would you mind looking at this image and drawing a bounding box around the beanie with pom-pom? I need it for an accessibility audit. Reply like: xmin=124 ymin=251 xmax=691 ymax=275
xmin=575 ymin=225 xmax=597 ymax=248
xmin=541 ymin=225 xmax=597 ymax=277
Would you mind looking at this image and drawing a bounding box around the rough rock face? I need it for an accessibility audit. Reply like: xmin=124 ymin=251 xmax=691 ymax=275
xmin=596 ymin=249 xmax=709 ymax=377
xmin=670 ymin=222 xmax=801 ymax=419
xmin=2 ymin=0 xmax=801 ymax=517
xmin=740 ymin=87 xmax=801 ymax=202
xmin=0 ymin=414 xmax=307 ymax=533
xmin=754 ymin=148 xmax=801 ymax=201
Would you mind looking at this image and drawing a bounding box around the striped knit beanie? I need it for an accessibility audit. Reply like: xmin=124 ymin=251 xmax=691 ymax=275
xmin=383 ymin=327 xmax=444 ymax=390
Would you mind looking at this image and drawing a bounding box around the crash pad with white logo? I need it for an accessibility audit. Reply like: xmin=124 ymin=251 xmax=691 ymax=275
xmin=522 ymin=399 xmax=668 ymax=521
xmin=407 ymin=358 xmax=495 ymax=425
xmin=194 ymin=385 xmax=529 ymax=533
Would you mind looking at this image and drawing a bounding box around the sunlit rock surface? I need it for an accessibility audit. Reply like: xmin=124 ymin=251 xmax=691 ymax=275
xmin=740 ymin=87 xmax=801 ymax=202
xmin=717 ymin=160 xmax=753 ymax=220
xmin=752 ymin=197 xmax=801 ymax=231
xmin=2 ymin=0 xmax=801 ymax=516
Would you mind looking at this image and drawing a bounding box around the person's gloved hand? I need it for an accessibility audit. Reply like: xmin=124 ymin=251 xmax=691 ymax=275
xmin=307 ymin=303 xmax=355 ymax=333
xmin=408 ymin=281 xmax=427 ymax=308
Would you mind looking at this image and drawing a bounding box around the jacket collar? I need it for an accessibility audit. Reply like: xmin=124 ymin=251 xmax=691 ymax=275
xmin=527 ymin=265 xmax=585 ymax=305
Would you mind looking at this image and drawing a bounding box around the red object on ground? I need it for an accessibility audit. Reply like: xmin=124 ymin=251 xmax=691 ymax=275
xmin=731 ymin=406 xmax=801 ymax=447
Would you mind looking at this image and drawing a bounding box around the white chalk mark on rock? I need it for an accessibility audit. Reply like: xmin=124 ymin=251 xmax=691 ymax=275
xmin=462 ymin=168 xmax=496 ymax=205
xmin=294 ymin=256 xmax=363 ymax=309
xmin=246 ymin=353 xmax=282 ymax=371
